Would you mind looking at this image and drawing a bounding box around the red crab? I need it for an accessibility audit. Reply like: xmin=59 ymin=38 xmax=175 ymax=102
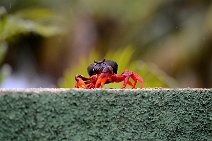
xmin=75 ymin=59 xmax=144 ymax=89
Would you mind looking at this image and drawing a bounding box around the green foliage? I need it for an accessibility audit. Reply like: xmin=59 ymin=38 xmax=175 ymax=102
xmin=0 ymin=10 xmax=62 ymax=42
xmin=59 ymin=46 xmax=177 ymax=88
xmin=0 ymin=43 xmax=7 ymax=63
xmin=0 ymin=43 xmax=8 ymax=83
xmin=15 ymin=8 xmax=56 ymax=22
xmin=132 ymin=61 xmax=177 ymax=88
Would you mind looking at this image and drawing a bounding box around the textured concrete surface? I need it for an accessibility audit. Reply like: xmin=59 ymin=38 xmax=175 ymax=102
xmin=0 ymin=88 xmax=212 ymax=141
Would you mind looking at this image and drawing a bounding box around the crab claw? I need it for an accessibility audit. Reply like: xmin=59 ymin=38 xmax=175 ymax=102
xmin=95 ymin=66 xmax=114 ymax=88
xmin=75 ymin=74 xmax=87 ymax=88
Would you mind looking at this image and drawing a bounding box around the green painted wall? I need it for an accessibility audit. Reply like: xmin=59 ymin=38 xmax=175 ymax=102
xmin=0 ymin=88 xmax=212 ymax=141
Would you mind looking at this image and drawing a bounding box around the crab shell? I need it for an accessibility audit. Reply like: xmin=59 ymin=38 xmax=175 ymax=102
xmin=87 ymin=59 xmax=118 ymax=76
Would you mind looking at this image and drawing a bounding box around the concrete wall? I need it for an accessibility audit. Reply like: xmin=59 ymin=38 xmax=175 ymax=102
xmin=0 ymin=88 xmax=211 ymax=141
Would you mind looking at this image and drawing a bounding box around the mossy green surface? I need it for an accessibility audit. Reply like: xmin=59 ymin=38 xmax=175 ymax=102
xmin=0 ymin=88 xmax=212 ymax=141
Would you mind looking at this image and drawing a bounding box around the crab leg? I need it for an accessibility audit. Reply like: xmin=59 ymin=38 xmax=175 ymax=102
xmin=120 ymin=70 xmax=144 ymax=88
xmin=132 ymin=73 xmax=143 ymax=88
xmin=122 ymin=76 xmax=130 ymax=88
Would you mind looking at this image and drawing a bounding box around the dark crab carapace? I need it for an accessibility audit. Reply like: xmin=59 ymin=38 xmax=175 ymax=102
xmin=87 ymin=59 xmax=118 ymax=76
xmin=75 ymin=59 xmax=144 ymax=88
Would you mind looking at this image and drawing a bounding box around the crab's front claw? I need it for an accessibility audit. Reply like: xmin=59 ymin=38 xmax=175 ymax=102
xmin=95 ymin=66 xmax=114 ymax=88
xmin=95 ymin=76 xmax=109 ymax=88
xmin=75 ymin=74 xmax=87 ymax=88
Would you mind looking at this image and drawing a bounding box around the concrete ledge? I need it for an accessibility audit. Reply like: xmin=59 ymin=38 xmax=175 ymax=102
xmin=0 ymin=88 xmax=211 ymax=141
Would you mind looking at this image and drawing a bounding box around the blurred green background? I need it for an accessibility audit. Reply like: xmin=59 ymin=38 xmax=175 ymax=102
xmin=0 ymin=0 xmax=211 ymax=88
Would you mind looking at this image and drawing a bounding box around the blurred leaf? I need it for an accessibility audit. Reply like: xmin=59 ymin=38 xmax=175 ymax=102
xmin=132 ymin=61 xmax=178 ymax=88
xmin=0 ymin=43 xmax=8 ymax=84
xmin=15 ymin=8 xmax=58 ymax=23
xmin=59 ymin=46 xmax=177 ymax=88
xmin=0 ymin=71 xmax=3 ymax=84
xmin=0 ymin=42 xmax=7 ymax=63
xmin=0 ymin=64 xmax=11 ymax=84
xmin=0 ymin=15 xmax=62 ymax=41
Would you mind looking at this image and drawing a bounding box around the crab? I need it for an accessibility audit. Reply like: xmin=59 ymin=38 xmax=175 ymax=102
xmin=75 ymin=59 xmax=144 ymax=89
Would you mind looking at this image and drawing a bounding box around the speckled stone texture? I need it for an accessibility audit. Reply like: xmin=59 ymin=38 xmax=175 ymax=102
xmin=0 ymin=88 xmax=211 ymax=141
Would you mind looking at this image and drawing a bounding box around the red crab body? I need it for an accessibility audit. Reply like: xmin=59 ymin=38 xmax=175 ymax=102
xmin=75 ymin=59 xmax=143 ymax=89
